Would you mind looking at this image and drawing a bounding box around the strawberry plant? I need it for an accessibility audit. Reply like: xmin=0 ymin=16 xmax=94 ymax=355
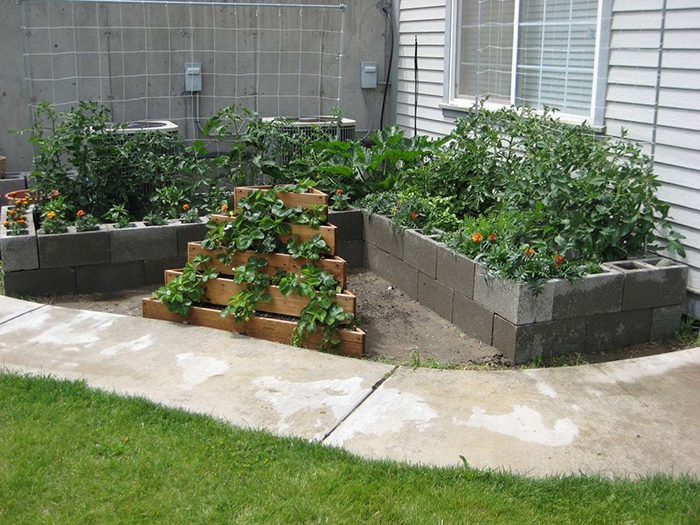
xmin=154 ymin=254 xmax=218 ymax=315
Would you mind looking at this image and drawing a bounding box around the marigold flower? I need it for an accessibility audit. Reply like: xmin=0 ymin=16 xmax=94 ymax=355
xmin=410 ymin=211 xmax=418 ymax=220
xmin=77 ymin=210 xmax=86 ymax=217
xmin=18 ymin=219 xmax=26 ymax=224
xmin=14 ymin=198 xmax=23 ymax=205
xmin=7 ymin=209 xmax=14 ymax=216
xmin=3 ymin=221 xmax=8 ymax=227
xmin=182 ymin=204 xmax=190 ymax=211
xmin=23 ymin=199 xmax=30 ymax=206
xmin=555 ymin=254 xmax=564 ymax=263
xmin=46 ymin=211 xmax=56 ymax=219
xmin=220 ymin=204 xmax=229 ymax=212
xmin=19 ymin=215 xmax=26 ymax=220
xmin=524 ymin=248 xmax=535 ymax=255
xmin=472 ymin=232 xmax=483 ymax=243
xmin=336 ymin=189 xmax=344 ymax=195
xmin=489 ymin=233 xmax=497 ymax=241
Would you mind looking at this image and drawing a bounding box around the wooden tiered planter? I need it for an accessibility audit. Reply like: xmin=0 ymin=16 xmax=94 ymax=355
xmin=143 ymin=186 xmax=365 ymax=357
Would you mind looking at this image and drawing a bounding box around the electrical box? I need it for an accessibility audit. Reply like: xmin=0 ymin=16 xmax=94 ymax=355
xmin=361 ymin=61 xmax=378 ymax=89
xmin=185 ymin=62 xmax=202 ymax=92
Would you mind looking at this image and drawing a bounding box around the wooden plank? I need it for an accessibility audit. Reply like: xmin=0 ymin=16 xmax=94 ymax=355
xmin=164 ymin=269 xmax=356 ymax=318
xmin=187 ymin=242 xmax=347 ymax=288
xmin=142 ymin=298 xmax=365 ymax=357
xmin=209 ymin=214 xmax=338 ymax=255
xmin=234 ymin=185 xmax=328 ymax=211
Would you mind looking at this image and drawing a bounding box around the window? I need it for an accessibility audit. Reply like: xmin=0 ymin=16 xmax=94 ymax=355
xmin=450 ymin=0 xmax=602 ymax=120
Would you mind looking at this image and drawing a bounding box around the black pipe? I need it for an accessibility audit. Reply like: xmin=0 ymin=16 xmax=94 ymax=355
xmin=414 ymin=35 xmax=418 ymax=136
xmin=379 ymin=6 xmax=394 ymax=130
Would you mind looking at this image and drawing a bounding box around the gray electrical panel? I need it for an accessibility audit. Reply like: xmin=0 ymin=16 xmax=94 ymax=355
xmin=185 ymin=62 xmax=202 ymax=92
xmin=361 ymin=61 xmax=378 ymax=89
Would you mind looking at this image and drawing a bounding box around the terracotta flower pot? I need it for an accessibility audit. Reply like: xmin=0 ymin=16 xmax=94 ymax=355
xmin=5 ymin=189 xmax=34 ymax=202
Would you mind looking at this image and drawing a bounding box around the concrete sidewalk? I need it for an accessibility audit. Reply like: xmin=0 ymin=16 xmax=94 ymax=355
xmin=1 ymin=295 xmax=698 ymax=478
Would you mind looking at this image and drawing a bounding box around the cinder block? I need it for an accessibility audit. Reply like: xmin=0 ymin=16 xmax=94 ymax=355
xmin=0 ymin=207 xmax=39 ymax=272
xmin=328 ymin=208 xmax=363 ymax=243
xmin=109 ymin=222 xmax=178 ymax=263
xmin=38 ymin=226 xmax=110 ymax=269
xmin=552 ymin=268 xmax=623 ymax=319
xmin=338 ymin=241 xmax=364 ymax=269
xmin=418 ymin=272 xmax=453 ymax=320
xmin=473 ymin=265 xmax=554 ymax=325
xmin=144 ymin=256 xmax=187 ymax=285
xmin=606 ymin=258 xmax=688 ymax=310
xmin=404 ymin=230 xmax=438 ymax=278
xmin=76 ymin=261 xmax=145 ymax=293
xmin=4 ymin=267 xmax=76 ymax=296
xmin=650 ymin=304 xmax=683 ymax=341
xmin=585 ymin=309 xmax=652 ymax=352
xmin=452 ymin=292 xmax=494 ymax=344
xmin=366 ymin=243 xmax=418 ymax=299
xmin=175 ymin=219 xmax=209 ymax=255
xmin=493 ymin=315 xmax=586 ymax=364
xmin=436 ymin=243 xmax=476 ymax=299
xmin=362 ymin=212 xmax=404 ymax=259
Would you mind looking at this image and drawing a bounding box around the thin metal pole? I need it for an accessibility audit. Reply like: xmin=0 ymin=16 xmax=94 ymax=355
xmin=650 ymin=0 xmax=667 ymax=165
xmin=18 ymin=0 xmax=345 ymax=10
xmin=336 ymin=4 xmax=346 ymax=111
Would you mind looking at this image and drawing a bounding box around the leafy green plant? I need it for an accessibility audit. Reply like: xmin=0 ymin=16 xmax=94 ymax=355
xmin=75 ymin=210 xmax=100 ymax=232
xmin=3 ymin=197 xmax=31 ymax=236
xmin=286 ymin=234 xmax=331 ymax=261
xmin=143 ymin=212 xmax=167 ymax=227
xmin=330 ymin=189 xmax=350 ymax=211
xmin=154 ymin=254 xmax=218 ymax=315
xmin=221 ymin=256 xmax=272 ymax=322
xmin=104 ymin=204 xmax=134 ymax=229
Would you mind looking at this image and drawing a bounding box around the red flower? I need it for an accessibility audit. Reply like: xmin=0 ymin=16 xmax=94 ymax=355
xmin=336 ymin=189 xmax=344 ymax=195
xmin=489 ymin=233 xmax=496 ymax=241
xmin=410 ymin=211 xmax=418 ymax=220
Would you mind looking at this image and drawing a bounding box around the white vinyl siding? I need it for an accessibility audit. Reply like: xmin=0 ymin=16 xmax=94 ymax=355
xmin=397 ymin=0 xmax=700 ymax=293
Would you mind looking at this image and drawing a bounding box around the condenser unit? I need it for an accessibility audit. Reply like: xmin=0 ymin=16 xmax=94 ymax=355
xmin=262 ymin=116 xmax=356 ymax=163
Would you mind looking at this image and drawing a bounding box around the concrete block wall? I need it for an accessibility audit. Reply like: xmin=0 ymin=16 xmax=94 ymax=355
xmin=359 ymin=212 xmax=689 ymax=364
xmin=2 ymin=212 xmax=207 ymax=295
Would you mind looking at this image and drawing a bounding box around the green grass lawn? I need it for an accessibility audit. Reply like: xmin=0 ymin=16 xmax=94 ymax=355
xmin=1 ymin=374 xmax=698 ymax=524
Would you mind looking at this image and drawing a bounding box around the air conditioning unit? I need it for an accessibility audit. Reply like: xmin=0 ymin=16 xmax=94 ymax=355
xmin=109 ymin=120 xmax=179 ymax=136
xmin=262 ymin=116 xmax=356 ymax=164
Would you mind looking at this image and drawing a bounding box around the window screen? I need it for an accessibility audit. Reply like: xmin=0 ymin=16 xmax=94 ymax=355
xmin=456 ymin=0 xmax=599 ymax=116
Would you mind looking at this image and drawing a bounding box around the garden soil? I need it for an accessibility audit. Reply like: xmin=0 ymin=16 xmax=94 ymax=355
xmin=35 ymin=270 xmax=683 ymax=368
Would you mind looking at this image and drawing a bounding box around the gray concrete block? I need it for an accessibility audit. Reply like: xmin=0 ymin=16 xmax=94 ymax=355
xmin=338 ymin=241 xmax=364 ymax=269
xmin=0 ymin=207 xmax=39 ymax=272
xmin=175 ymin=219 xmax=209 ymax=255
xmin=144 ymin=256 xmax=187 ymax=285
xmin=4 ymin=267 xmax=76 ymax=296
xmin=452 ymin=292 xmax=494 ymax=345
xmin=109 ymin=222 xmax=178 ymax=263
xmin=418 ymin=272 xmax=453 ymax=321
xmin=552 ymin=268 xmax=623 ymax=319
xmin=473 ymin=265 xmax=554 ymax=325
xmin=366 ymin=243 xmax=418 ymax=299
xmin=606 ymin=258 xmax=688 ymax=311
xmin=436 ymin=243 xmax=476 ymax=299
xmin=328 ymin=208 xmax=363 ymax=243
xmin=38 ymin=226 xmax=110 ymax=269
xmin=650 ymin=304 xmax=683 ymax=341
xmin=493 ymin=315 xmax=586 ymax=364
xmin=76 ymin=261 xmax=145 ymax=293
xmin=585 ymin=309 xmax=652 ymax=353
xmin=362 ymin=212 xmax=404 ymax=259
xmin=404 ymin=230 xmax=438 ymax=278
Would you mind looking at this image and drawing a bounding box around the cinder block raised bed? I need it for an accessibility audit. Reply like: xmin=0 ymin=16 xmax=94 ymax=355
xmin=1 ymin=207 xmax=207 ymax=295
xmin=359 ymin=211 xmax=689 ymax=364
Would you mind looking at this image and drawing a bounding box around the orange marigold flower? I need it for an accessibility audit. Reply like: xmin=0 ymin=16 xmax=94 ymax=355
xmin=3 ymin=221 xmax=8 ymax=227
xmin=336 ymin=189 xmax=344 ymax=195
xmin=182 ymin=204 xmax=190 ymax=211
xmin=472 ymin=232 xmax=483 ymax=243
xmin=489 ymin=233 xmax=497 ymax=241
xmin=7 ymin=209 xmax=14 ymax=216
xmin=18 ymin=219 xmax=26 ymax=224
xmin=19 ymin=215 xmax=26 ymax=220
xmin=23 ymin=199 xmax=30 ymax=206
xmin=220 ymin=204 xmax=229 ymax=212
xmin=14 ymin=198 xmax=23 ymax=205
xmin=555 ymin=254 xmax=565 ymax=263
xmin=410 ymin=211 xmax=418 ymax=220
xmin=46 ymin=211 xmax=56 ymax=219
xmin=524 ymin=248 xmax=535 ymax=255
xmin=77 ymin=210 xmax=86 ymax=217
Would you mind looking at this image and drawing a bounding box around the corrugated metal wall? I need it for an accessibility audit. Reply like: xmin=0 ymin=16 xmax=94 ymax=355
xmin=396 ymin=0 xmax=700 ymax=300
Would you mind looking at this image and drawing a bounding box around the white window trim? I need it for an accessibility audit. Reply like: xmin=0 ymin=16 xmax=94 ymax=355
xmin=442 ymin=0 xmax=612 ymax=128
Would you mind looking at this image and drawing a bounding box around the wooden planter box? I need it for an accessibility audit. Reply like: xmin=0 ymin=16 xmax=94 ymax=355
xmin=210 ymin=214 xmax=337 ymax=255
xmin=188 ymin=242 xmax=348 ymax=288
xmin=142 ymin=298 xmax=365 ymax=357
xmin=164 ymin=269 xmax=356 ymax=319
xmin=234 ymin=185 xmax=328 ymax=212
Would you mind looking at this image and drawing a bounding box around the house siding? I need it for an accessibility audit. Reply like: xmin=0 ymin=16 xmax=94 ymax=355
xmin=396 ymin=0 xmax=700 ymax=302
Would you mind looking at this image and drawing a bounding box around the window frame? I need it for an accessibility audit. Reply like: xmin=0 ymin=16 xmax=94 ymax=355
xmin=442 ymin=0 xmax=612 ymax=127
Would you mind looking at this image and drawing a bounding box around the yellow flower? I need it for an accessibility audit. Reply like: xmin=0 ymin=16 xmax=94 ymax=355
xmin=46 ymin=211 xmax=56 ymax=219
